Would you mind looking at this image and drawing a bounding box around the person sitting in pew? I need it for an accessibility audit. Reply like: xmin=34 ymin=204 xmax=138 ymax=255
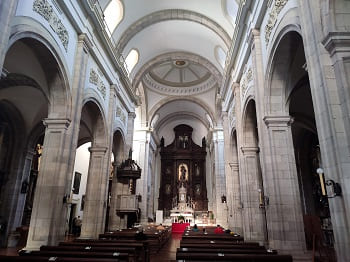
xmin=192 ymin=224 xmax=199 ymax=232
xmin=214 ymin=224 xmax=224 ymax=234
xmin=156 ymin=223 xmax=165 ymax=231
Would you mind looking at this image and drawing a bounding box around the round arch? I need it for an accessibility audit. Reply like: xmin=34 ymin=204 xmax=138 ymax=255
xmin=8 ymin=21 xmax=72 ymax=119
xmin=148 ymin=96 xmax=217 ymax=128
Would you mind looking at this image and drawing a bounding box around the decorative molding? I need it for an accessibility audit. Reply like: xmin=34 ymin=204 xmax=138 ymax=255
xmin=322 ymin=32 xmax=350 ymax=57
xmin=264 ymin=0 xmax=289 ymax=46
xmin=116 ymin=106 xmax=126 ymax=125
xmin=263 ymin=115 xmax=293 ymax=127
xmin=143 ymin=73 xmax=217 ymax=96
xmin=33 ymin=0 xmax=69 ymax=51
xmin=89 ymin=69 xmax=106 ymax=99
xmin=240 ymin=67 xmax=253 ymax=98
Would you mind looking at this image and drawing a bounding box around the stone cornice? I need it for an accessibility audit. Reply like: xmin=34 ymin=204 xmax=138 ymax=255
xmin=241 ymin=146 xmax=259 ymax=154
xmin=322 ymin=32 xmax=350 ymax=57
xmin=43 ymin=118 xmax=71 ymax=129
xmin=88 ymin=146 xmax=108 ymax=154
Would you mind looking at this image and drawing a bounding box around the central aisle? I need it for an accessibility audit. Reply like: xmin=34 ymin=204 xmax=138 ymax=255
xmin=150 ymin=233 xmax=182 ymax=262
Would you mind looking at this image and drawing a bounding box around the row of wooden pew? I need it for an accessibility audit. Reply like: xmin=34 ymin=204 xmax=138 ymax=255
xmin=176 ymin=228 xmax=293 ymax=261
xmin=0 ymin=225 xmax=171 ymax=262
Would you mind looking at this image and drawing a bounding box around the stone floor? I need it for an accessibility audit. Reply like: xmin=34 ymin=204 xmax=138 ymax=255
xmin=150 ymin=233 xmax=181 ymax=262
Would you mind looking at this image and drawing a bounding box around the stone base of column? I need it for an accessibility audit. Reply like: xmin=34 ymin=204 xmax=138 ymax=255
xmin=280 ymin=250 xmax=312 ymax=262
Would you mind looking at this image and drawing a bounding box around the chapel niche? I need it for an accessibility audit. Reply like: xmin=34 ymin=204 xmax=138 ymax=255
xmin=158 ymin=124 xmax=208 ymax=212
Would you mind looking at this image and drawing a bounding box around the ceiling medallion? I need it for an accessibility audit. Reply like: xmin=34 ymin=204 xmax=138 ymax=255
xmin=174 ymin=60 xmax=187 ymax=67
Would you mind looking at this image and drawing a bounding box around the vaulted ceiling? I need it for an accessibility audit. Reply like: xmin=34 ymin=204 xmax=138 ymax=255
xmin=100 ymin=0 xmax=239 ymax=143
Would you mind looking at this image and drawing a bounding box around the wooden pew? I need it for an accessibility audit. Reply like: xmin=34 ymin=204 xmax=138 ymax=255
xmin=176 ymin=253 xmax=293 ymax=261
xmin=0 ymin=255 xmax=128 ymax=262
xmin=60 ymin=241 xmax=148 ymax=262
xmin=19 ymin=250 xmax=129 ymax=261
xmin=177 ymin=247 xmax=276 ymax=254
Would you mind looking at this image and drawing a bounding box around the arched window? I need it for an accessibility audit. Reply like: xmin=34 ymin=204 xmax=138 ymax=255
xmin=215 ymin=46 xmax=226 ymax=69
xmin=104 ymin=0 xmax=123 ymax=36
xmin=125 ymin=49 xmax=139 ymax=74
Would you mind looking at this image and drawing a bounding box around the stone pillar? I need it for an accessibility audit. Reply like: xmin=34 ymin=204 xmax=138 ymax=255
xmin=240 ymin=146 xmax=266 ymax=243
xmin=63 ymin=34 xmax=92 ymax=196
xmin=133 ymin=129 xmax=151 ymax=223
xmin=212 ymin=128 xmax=228 ymax=228
xmin=80 ymin=146 xmax=108 ymax=238
xmin=222 ymin=111 xmax=241 ymax=231
xmin=0 ymin=0 xmax=18 ymax=72
xmin=298 ymin=2 xmax=350 ymax=260
xmin=263 ymin=116 xmax=305 ymax=252
xmin=25 ymin=118 xmax=71 ymax=250
xmin=231 ymin=83 xmax=244 ymax=235
xmin=229 ymin=162 xmax=242 ymax=234
xmin=125 ymin=112 xmax=136 ymax=157
xmin=322 ymin=33 xmax=350 ymax=260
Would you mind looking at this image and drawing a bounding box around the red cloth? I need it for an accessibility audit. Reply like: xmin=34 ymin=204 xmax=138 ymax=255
xmin=172 ymin=222 xmax=190 ymax=233
xmin=214 ymin=226 xmax=224 ymax=234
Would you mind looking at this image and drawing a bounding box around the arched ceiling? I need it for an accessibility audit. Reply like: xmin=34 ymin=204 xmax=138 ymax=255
xmin=99 ymin=0 xmax=239 ymax=138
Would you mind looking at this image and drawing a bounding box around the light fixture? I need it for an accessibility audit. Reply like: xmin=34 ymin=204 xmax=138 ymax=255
xmin=316 ymin=168 xmax=327 ymax=196
xmin=326 ymin=179 xmax=342 ymax=198
xmin=221 ymin=195 xmax=226 ymax=203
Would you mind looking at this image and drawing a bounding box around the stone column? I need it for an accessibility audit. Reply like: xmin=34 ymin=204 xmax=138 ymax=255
xmin=222 ymin=111 xmax=239 ymax=231
xmin=63 ymin=34 xmax=92 ymax=197
xmin=80 ymin=146 xmax=108 ymax=239
xmin=134 ymin=129 xmax=151 ymax=223
xmin=229 ymin=162 xmax=242 ymax=234
xmin=125 ymin=112 xmax=136 ymax=157
xmin=25 ymin=118 xmax=71 ymax=250
xmin=322 ymin=33 xmax=350 ymax=260
xmin=0 ymin=0 xmax=18 ymax=72
xmin=240 ymin=146 xmax=266 ymax=243
xmin=263 ymin=116 xmax=305 ymax=252
xmin=212 ymin=128 xmax=228 ymax=228
xmin=231 ymin=83 xmax=244 ymax=235
xmin=298 ymin=2 xmax=350 ymax=260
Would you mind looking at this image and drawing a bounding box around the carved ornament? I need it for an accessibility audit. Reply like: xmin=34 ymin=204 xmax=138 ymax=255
xmin=33 ymin=0 xmax=69 ymax=51
xmin=264 ymin=0 xmax=289 ymax=46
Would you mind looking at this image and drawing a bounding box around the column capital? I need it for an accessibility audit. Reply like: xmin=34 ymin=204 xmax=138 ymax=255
xmin=88 ymin=146 xmax=108 ymax=154
xmin=322 ymin=31 xmax=350 ymax=57
xmin=128 ymin=112 xmax=137 ymax=119
xmin=263 ymin=115 xmax=293 ymax=127
xmin=78 ymin=33 xmax=93 ymax=53
xmin=229 ymin=162 xmax=239 ymax=171
xmin=232 ymin=82 xmax=240 ymax=96
xmin=248 ymin=28 xmax=260 ymax=49
xmin=241 ymin=146 xmax=259 ymax=155
xmin=43 ymin=118 xmax=71 ymax=130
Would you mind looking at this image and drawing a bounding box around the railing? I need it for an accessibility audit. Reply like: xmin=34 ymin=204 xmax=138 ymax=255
xmin=87 ymin=0 xmax=130 ymax=76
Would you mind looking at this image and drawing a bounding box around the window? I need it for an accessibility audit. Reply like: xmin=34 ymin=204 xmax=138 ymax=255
xmin=214 ymin=46 xmax=226 ymax=69
xmin=104 ymin=0 xmax=123 ymax=36
xmin=125 ymin=49 xmax=139 ymax=73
